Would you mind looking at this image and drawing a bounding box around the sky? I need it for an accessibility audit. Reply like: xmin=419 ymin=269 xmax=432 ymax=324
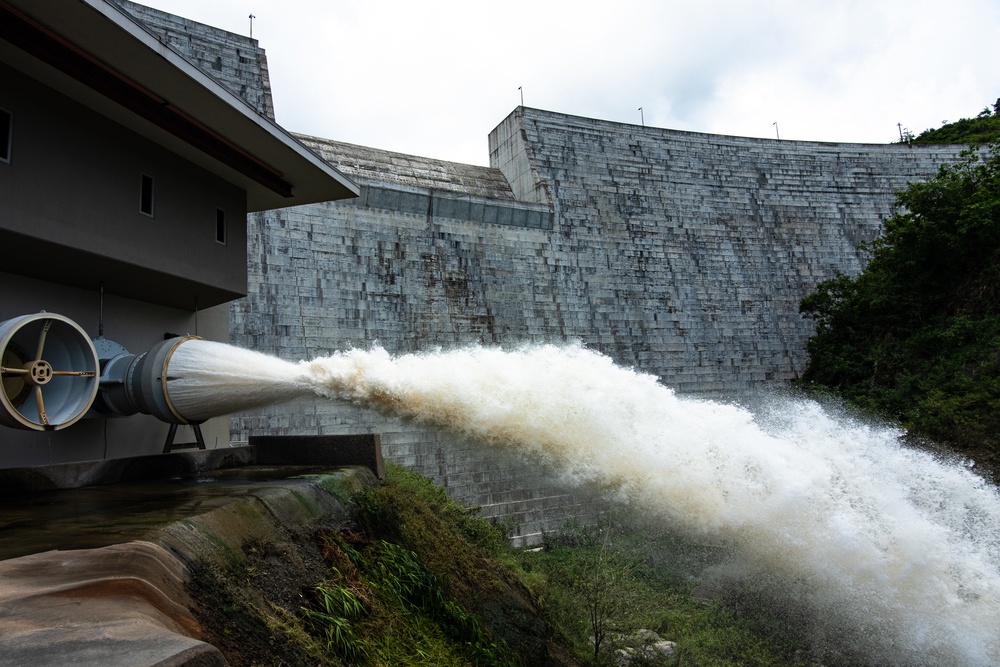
xmin=136 ymin=0 xmax=1000 ymax=167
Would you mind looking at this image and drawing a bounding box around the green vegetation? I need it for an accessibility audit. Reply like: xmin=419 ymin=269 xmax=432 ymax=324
xmin=908 ymin=98 xmax=1000 ymax=144
xmin=518 ymin=516 xmax=814 ymax=666
xmin=189 ymin=464 xmax=831 ymax=666
xmin=189 ymin=463 xmax=540 ymax=666
xmin=800 ymin=136 xmax=1000 ymax=474
xmin=295 ymin=533 xmax=518 ymax=667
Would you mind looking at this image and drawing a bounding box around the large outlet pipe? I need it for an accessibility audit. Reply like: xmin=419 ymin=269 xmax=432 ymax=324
xmin=99 ymin=336 xmax=206 ymax=425
xmin=0 ymin=313 xmax=99 ymax=430
xmin=0 ymin=313 xmax=210 ymax=430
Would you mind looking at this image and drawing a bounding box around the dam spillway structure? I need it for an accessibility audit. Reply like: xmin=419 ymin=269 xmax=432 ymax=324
xmin=0 ymin=0 xmax=973 ymax=542
xmin=5 ymin=4 xmax=1000 ymax=663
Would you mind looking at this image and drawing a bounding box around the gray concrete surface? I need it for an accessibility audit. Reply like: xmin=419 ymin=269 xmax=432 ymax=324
xmin=0 ymin=467 xmax=375 ymax=666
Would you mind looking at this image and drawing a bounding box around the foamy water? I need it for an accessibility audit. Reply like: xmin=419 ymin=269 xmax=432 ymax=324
xmin=167 ymin=339 xmax=1000 ymax=665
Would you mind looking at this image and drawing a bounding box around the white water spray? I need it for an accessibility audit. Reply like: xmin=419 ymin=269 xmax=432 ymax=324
xmin=168 ymin=339 xmax=1000 ymax=665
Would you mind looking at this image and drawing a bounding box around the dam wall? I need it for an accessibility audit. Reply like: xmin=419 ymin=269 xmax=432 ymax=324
xmin=122 ymin=4 xmax=964 ymax=543
xmin=232 ymin=116 xmax=961 ymax=391
xmin=111 ymin=0 xmax=275 ymax=119
xmin=488 ymin=108 xmax=963 ymax=391
xmin=225 ymin=122 xmax=960 ymax=542
xmin=229 ymin=139 xmax=596 ymax=543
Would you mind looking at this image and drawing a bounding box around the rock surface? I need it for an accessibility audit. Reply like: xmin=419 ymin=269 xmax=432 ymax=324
xmin=613 ymin=628 xmax=677 ymax=666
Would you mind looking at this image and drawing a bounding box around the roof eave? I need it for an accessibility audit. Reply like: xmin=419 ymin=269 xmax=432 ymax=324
xmin=0 ymin=0 xmax=358 ymax=211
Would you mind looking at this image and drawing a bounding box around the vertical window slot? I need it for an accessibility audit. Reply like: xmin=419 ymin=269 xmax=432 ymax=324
xmin=0 ymin=108 xmax=11 ymax=164
xmin=139 ymin=173 xmax=154 ymax=217
xmin=216 ymin=208 xmax=227 ymax=245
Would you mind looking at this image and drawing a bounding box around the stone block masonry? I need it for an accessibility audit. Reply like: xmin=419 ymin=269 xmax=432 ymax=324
xmin=112 ymin=0 xmax=275 ymax=119
xmin=229 ymin=137 xmax=590 ymax=543
xmin=227 ymin=119 xmax=961 ymax=542
xmin=489 ymin=108 xmax=963 ymax=393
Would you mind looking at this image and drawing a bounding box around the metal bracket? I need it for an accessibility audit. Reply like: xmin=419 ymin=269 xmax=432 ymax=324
xmin=163 ymin=423 xmax=206 ymax=453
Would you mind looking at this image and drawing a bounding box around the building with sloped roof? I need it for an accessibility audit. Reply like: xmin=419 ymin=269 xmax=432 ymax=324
xmin=0 ymin=0 xmax=357 ymax=466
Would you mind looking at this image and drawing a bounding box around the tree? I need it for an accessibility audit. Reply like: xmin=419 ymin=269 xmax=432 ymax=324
xmin=800 ymin=142 xmax=1000 ymax=469
xmin=910 ymin=97 xmax=1000 ymax=144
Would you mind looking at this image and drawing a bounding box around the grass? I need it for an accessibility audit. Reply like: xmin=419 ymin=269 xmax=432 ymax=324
xmin=189 ymin=463 xmax=857 ymax=666
xmin=517 ymin=515 xmax=816 ymax=666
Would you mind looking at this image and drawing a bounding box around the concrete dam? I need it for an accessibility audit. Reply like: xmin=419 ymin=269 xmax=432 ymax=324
xmin=118 ymin=1 xmax=963 ymax=543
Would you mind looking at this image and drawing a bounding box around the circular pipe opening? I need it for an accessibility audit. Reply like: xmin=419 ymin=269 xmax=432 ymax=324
xmin=0 ymin=313 xmax=99 ymax=430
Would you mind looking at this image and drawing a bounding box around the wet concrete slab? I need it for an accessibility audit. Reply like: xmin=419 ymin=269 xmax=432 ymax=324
xmin=0 ymin=466 xmax=376 ymax=666
xmin=0 ymin=465 xmax=348 ymax=562
xmin=0 ymin=541 xmax=225 ymax=666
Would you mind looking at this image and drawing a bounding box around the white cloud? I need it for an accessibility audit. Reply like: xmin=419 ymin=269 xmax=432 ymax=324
xmin=134 ymin=0 xmax=1000 ymax=163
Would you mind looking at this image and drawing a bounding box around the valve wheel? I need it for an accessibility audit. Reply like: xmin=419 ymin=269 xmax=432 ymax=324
xmin=0 ymin=313 xmax=99 ymax=430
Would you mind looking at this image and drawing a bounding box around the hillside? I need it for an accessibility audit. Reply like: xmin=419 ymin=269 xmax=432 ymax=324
xmin=909 ymin=98 xmax=1000 ymax=144
xmin=188 ymin=463 xmax=827 ymax=666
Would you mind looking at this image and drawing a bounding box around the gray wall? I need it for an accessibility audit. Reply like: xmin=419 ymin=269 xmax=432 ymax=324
xmin=225 ymin=117 xmax=961 ymax=542
xmin=488 ymin=108 xmax=963 ymax=391
xmin=111 ymin=0 xmax=275 ymax=121
xmin=229 ymin=112 xmax=963 ymax=393
xmin=0 ymin=61 xmax=248 ymax=308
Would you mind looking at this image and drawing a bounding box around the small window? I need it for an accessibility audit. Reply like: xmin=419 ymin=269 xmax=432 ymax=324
xmin=0 ymin=108 xmax=11 ymax=164
xmin=215 ymin=208 xmax=227 ymax=245
xmin=139 ymin=173 xmax=154 ymax=217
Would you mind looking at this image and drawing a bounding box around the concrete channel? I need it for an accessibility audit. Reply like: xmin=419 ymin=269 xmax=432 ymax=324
xmin=0 ymin=437 xmax=383 ymax=666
